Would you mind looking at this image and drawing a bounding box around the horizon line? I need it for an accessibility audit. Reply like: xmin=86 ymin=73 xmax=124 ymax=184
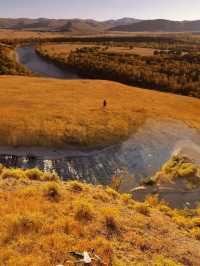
xmin=0 ymin=16 xmax=200 ymax=22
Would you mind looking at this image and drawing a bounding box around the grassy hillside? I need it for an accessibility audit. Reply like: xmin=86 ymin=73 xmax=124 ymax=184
xmin=1 ymin=76 xmax=200 ymax=148
xmin=0 ymin=166 xmax=200 ymax=265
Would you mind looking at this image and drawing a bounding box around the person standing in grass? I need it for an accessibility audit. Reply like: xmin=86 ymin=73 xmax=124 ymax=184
xmin=103 ymin=100 xmax=107 ymax=108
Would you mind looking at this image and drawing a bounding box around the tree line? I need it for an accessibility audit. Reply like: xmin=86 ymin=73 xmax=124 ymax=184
xmin=66 ymin=47 xmax=200 ymax=98
xmin=0 ymin=46 xmax=29 ymax=75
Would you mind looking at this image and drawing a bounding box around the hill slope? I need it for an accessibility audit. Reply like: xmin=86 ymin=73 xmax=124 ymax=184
xmin=110 ymin=19 xmax=200 ymax=32
xmin=1 ymin=76 xmax=200 ymax=148
xmin=0 ymin=17 xmax=140 ymax=32
xmin=0 ymin=168 xmax=200 ymax=265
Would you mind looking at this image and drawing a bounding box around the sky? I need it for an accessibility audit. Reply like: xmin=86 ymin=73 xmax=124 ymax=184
xmin=0 ymin=0 xmax=199 ymax=21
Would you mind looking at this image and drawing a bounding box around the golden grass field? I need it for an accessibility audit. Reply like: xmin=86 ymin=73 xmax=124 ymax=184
xmin=1 ymin=76 xmax=200 ymax=148
xmin=40 ymin=42 xmax=156 ymax=57
xmin=105 ymin=46 xmax=156 ymax=56
xmin=0 ymin=167 xmax=200 ymax=265
xmin=0 ymin=29 xmax=66 ymax=41
xmin=39 ymin=43 xmax=95 ymax=59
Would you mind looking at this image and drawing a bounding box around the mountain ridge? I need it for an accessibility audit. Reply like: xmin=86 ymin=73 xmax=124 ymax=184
xmin=0 ymin=17 xmax=140 ymax=32
xmin=110 ymin=18 xmax=200 ymax=32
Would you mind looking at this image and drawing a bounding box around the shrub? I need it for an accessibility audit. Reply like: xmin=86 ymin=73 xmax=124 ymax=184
xmin=25 ymin=168 xmax=44 ymax=181
xmin=91 ymin=236 xmax=113 ymax=264
xmin=4 ymin=212 xmax=43 ymax=241
xmin=177 ymin=163 xmax=197 ymax=177
xmin=105 ymin=187 xmax=120 ymax=199
xmin=69 ymin=181 xmax=84 ymax=192
xmin=135 ymin=202 xmax=150 ymax=216
xmin=1 ymin=168 xmax=27 ymax=180
xmin=172 ymin=215 xmax=193 ymax=229
xmin=191 ymin=228 xmax=200 ymax=241
xmin=145 ymin=195 xmax=159 ymax=207
xmin=192 ymin=217 xmax=200 ymax=227
xmin=121 ymin=193 xmax=132 ymax=204
xmin=42 ymin=171 xmax=60 ymax=182
xmin=43 ymin=182 xmax=61 ymax=201
xmin=159 ymin=205 xmax=174 ymax=217
xmin=74 ymin=200 xmax=94 ymax=222
xmin=101 ymin=207 xmax=120 ymax=233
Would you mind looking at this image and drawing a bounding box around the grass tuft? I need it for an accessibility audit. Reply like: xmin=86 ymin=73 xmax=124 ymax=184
xmin=74 ymin=200 xmax=94 ymax=222
xmin=25 ymin=168 xmax=44 ymax=181
xmin=105 ymin=187 xmax=120 ymax=199
xmin=1 ymin=168 xmax=27 ymax=180
xmin=42 ymin=182 xmax=61 ymax=201
xmin=101 ymin=207 xmax=120 ymax=233
xmin=135 ymin=202 xmax=151 ymax=216
xmin=69 ymin=180 xmax=84 ymax=192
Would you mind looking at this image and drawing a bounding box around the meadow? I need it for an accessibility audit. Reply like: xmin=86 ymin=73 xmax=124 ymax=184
xmin=1 ymin=76 xmax=200 ymax=148
xmin=37 ymin=43 xmax=156 ymax=58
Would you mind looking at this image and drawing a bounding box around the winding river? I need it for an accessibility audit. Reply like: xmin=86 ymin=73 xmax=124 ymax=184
xmin=16 ymin=46 xmax=80 ymax=79
xmin=3 ymin=46 xmax=200 ymax=202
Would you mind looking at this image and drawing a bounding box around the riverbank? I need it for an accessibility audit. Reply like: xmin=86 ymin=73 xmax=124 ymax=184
xmin=0 ymin=45 xmax=29 ymax=75
xmin=1 ymin=118 xmax=200 ymax=188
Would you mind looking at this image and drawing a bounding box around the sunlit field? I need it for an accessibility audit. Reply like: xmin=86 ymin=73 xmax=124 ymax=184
xmin=0 ymin=29 xmax=66 ymax=41
xmin=1 ymin=76 xmax=200 ymax=148
xmin=38 ymin=43 xmax=156 ymax=58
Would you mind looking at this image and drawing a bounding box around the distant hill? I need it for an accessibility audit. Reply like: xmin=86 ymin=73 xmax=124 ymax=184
xmin=110 ymin=19 xmax=200 ymax=32
xmin=0 ymin=17 xmax=140 ymax=32
xmin=1 ymin=18 xmax=200 ymax=33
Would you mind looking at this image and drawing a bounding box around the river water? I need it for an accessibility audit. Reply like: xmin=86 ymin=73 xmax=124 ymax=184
xmin=16 ymin=46 xmax=80 ymax=79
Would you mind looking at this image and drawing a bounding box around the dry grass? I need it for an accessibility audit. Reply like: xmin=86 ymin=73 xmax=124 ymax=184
xmin=0 ymin=29 xmax=65 ymax=41
xmin=39 ymin=43 xmax=95 ymax=59
xmin=0 ymin=167 xmax=199 ymax=265
xmin=1 ymin=76 xmax=200 ymax=148
xmin=39 ymin=43 xmax=156 ymax=58
xmin=105 ymin=46 xmax=156 ymax=56
xmin=0 ymin=76 xmax=146 ymax=148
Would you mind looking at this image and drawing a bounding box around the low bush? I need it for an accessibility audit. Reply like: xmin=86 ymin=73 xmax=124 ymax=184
xmin=101 ymin=207 xmax=120 ymax=233
xmin=105 ymin=187 xmax=120 ymax=199
xmin=69 ymin=180 xmax=84 ymax=192
xmin=42 ymin=171 xmax=60 ymax=182
xmin=134 ymin=202 xmax=151 ymax=216
xmin=121 ymin=193 xmax=132 ymax=204
xmin=74 ymin=200 xmax=94 ymax=222
xmin=42 ymin=182 xmax=61 ymax=201
xmin=1 ymin=168 xmax=27 ymax=180
xmin=4 ymin=212 xmax=43 ymax=242
xmin=25 ymin=168 xmax=44 ymax=181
